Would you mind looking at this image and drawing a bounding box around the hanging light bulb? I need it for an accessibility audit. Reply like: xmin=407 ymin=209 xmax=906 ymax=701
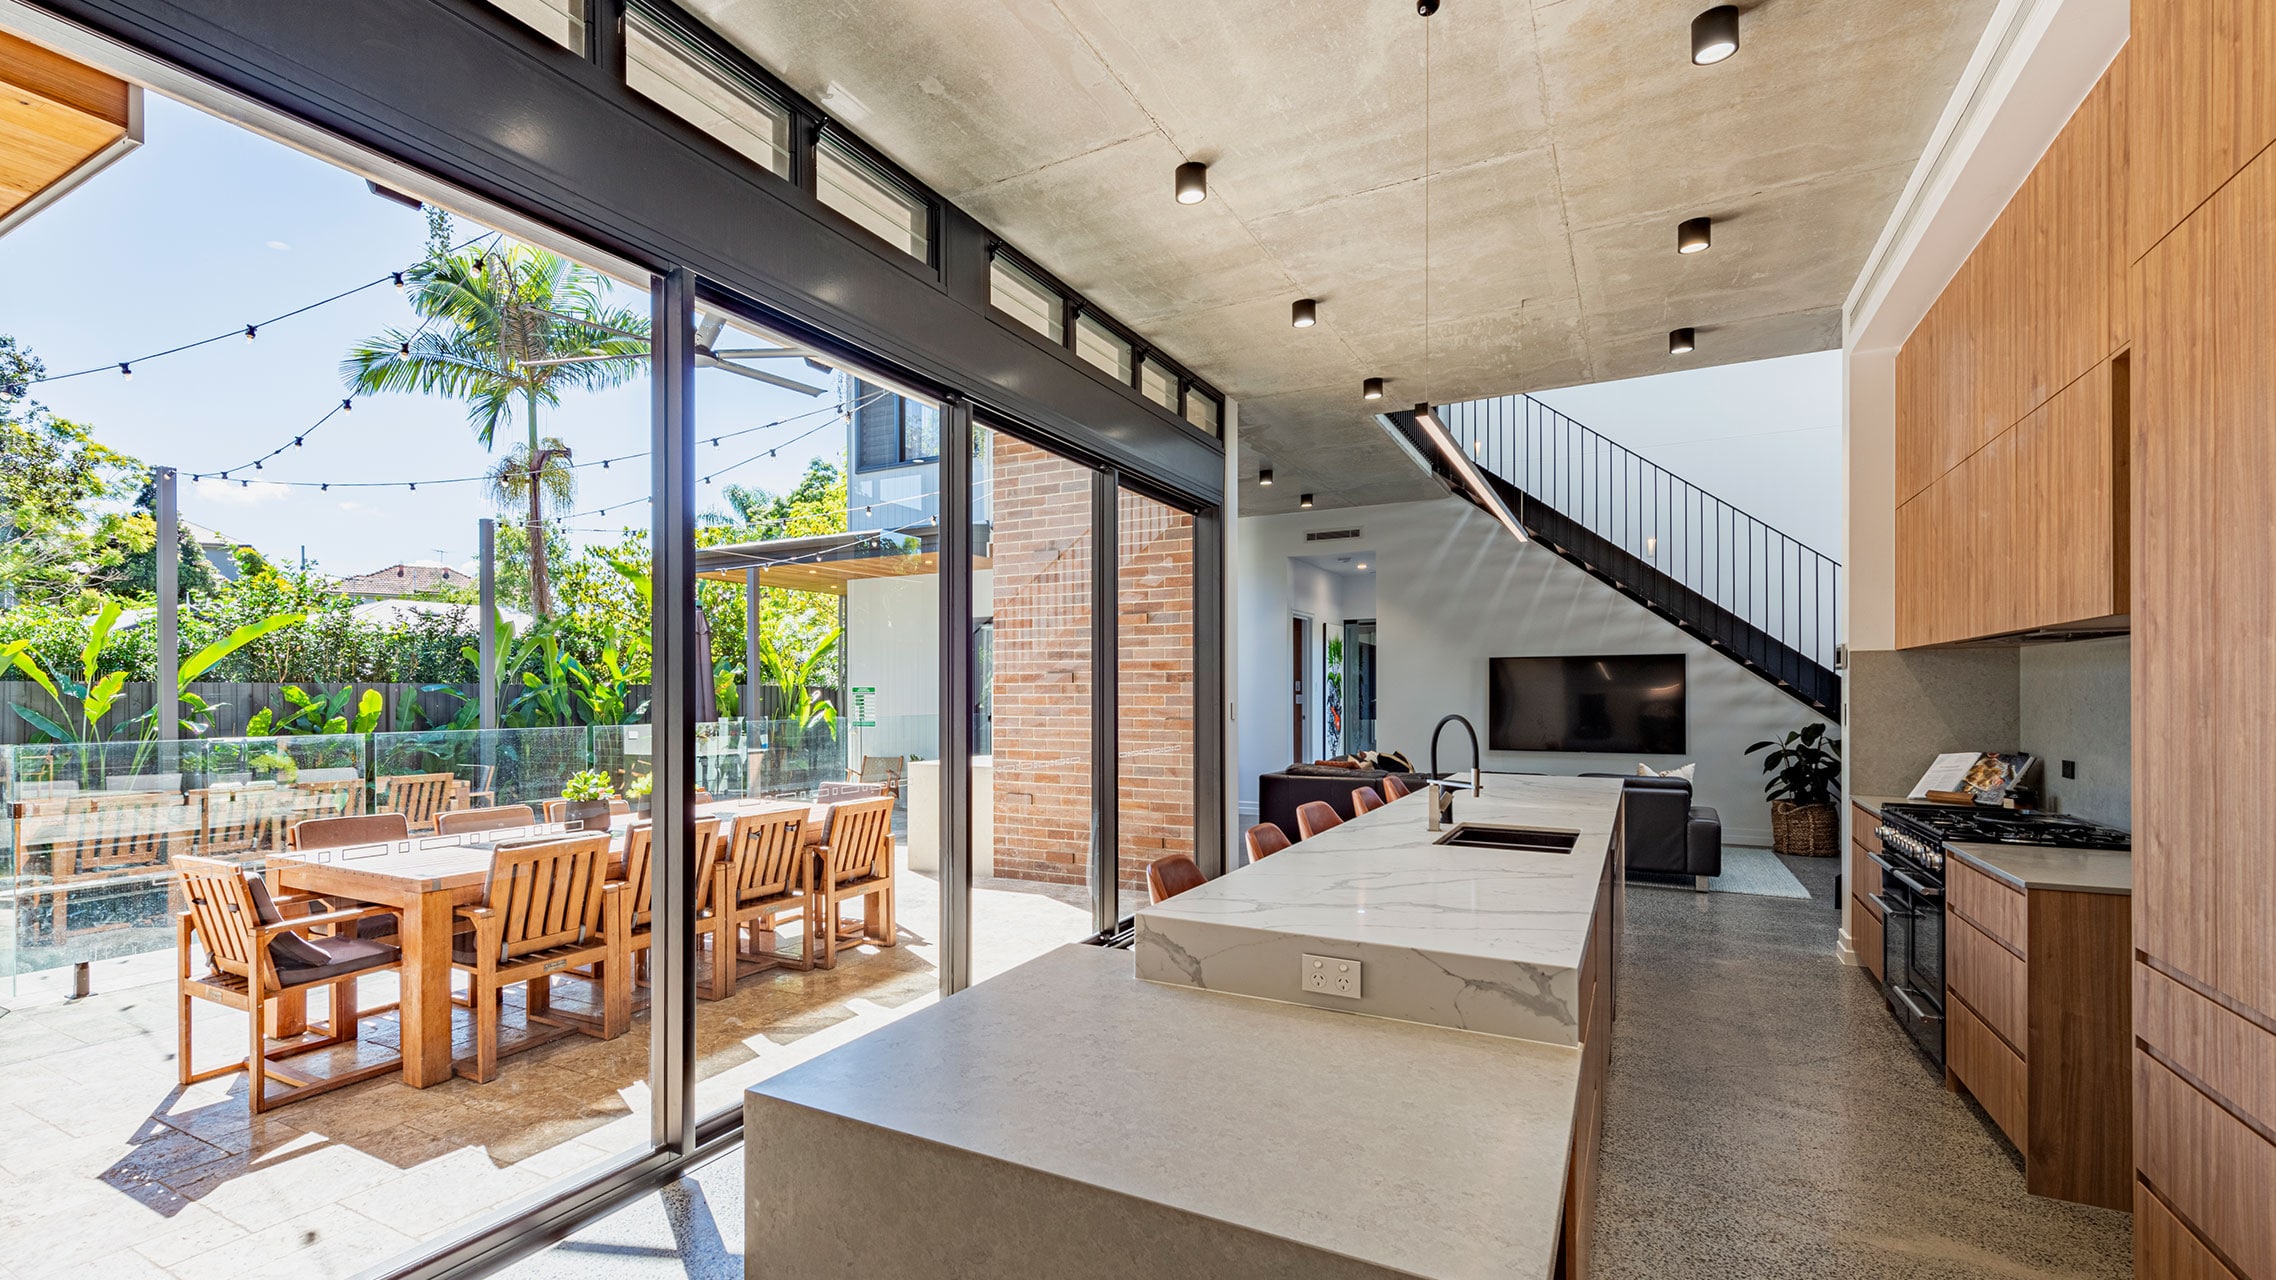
xmin=294 ymin=436 xmax=304 ymax=447
xmin=398 ymin=340 xmax=411 ymax=357
xmin=119 ymin=362 xmax=132 ymax=380
xmin=321 ymin=483 xmax=329 ymax=492
xmin=392 ymin=271 xmax=406 ymax=291
xmin=341 ymin=398 xmax=354 ymax=413
xmin=244 ymin=325 xmax=258 ymax=343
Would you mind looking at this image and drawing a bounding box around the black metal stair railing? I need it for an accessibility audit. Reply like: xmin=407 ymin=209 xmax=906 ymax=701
xmin=1419 ymin=394 xmax=1842 ymax=714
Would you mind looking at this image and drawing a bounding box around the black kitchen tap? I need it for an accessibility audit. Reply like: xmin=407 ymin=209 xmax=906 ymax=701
xmin=1430 ymin=714 xmax=1482 ymax=796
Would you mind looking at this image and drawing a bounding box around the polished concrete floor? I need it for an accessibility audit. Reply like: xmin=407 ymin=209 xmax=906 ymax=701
xmin=506 ymin=853 xmax=2134 ymax=1279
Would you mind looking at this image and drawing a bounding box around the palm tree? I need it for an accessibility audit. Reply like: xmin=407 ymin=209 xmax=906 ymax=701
xmin=342 ymin=244 xmax=649 ymax=617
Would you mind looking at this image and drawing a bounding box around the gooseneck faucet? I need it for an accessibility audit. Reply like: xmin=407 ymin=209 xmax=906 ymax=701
xmin=1430 ymin=713 xmax=1483 ymax=796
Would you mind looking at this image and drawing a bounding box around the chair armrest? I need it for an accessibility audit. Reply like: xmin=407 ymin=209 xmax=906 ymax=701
xmin=256 ymin=904 xmax=397 ymax=940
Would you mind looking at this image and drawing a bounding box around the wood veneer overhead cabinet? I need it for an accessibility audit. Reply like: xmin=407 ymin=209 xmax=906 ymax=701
xmin=1891 ymin=56 xmax=2130 ymax=647
xmin=2129 ymin=0 xmax=2276 ymax=1267
xmin=0 ymin=29 xmax=134 ymax=231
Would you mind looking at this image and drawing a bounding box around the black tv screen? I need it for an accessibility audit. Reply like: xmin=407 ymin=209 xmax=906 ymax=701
xmin=1488 ymin=655 xmax=1687 ymax=754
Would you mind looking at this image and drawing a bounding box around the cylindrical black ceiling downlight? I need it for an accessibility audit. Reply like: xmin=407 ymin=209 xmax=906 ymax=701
xmin=1363 ymin=377 xmax=1385 ymax=400
xmin=1299 ymin=492 xmax=1316 ymax=509
xmin=1259 ymin=467 xmax=1275 ymax=486
xmin=1677 ymin=216 xmax=1713 ymax=254
xmin=1291 ymin=298 xmax=1319 ymax=328
xmin=1417 ymin=0 xmax=1440 ymax=15
xmin=1691 ymin=5 xmax=1739 ymax=64
xmin=1668 ymin=327 xmax=1697 ymax=355
xmin=1175 ymin=161 xmax=1208 ymax=205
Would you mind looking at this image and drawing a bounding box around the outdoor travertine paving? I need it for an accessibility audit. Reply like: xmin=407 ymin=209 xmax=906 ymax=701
xmin=0 ymin=853 xmax=1088 ymax=1280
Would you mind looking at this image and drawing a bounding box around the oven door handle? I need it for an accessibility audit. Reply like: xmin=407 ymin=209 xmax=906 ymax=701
xmin=1869 ymin=892 xmax=1909 ymax=919
xmin=1891 ymin=985 xmax=1944 ymax=1023
xmin=1882 ymin=865 xmax=1942 ymax=900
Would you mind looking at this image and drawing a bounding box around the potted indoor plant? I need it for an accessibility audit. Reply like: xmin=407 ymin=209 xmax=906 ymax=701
xmin=560 ymin=768 xmax=619 ymax=832
xmin=1745 ymin=722 xmax=1843 ymax=856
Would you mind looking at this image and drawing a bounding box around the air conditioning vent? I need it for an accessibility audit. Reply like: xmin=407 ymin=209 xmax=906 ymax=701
xmin=1305 ymin=528 xmax=1363 ymax=543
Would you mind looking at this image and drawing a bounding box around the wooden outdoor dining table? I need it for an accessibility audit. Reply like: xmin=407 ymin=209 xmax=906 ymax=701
xmin=266 ymin=797 xmax=827 ymax=1088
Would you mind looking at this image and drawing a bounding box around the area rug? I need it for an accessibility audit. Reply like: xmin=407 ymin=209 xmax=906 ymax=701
xmin=1631 ymin=846 xmax=1812 ymax=899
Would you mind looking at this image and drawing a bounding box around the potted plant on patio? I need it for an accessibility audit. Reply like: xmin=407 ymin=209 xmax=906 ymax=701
xmin=560 ymin=768 xmax=618 ymax=832
xmin=1745 ymin=722 xmax=1842 ymax=856
xmin=625 ymin=771 xmax=653 ymax=816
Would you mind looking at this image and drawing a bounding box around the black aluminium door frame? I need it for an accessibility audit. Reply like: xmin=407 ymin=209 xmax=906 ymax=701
xmin=12 ymin=0 xmax=1226 ymax=508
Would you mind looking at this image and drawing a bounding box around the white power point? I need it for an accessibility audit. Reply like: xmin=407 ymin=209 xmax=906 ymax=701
xmin=1302 ymin=954 xmax=1362 ymax=1000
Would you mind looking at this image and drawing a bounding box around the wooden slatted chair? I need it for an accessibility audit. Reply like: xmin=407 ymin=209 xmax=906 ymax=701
xmin=450 ymin=833 xmax=626 ymax=1083
xmin=377 ymin=773 xmax=456 ymax=834
xmin=434 ymin=805 xmax=537 ymax=837
xmin=1294 ymin=801 xmax=1344 ymax=840
xmin=1351 ymin=785 xmax=1386 ymax=815
xmin=708 ymin=807 xmax=810 ymax=994
xmin=174 ymin=855 xmax=402 ymax=1113
xmin=1381 ymin=775 xmax=1413 ymax=801
xmin=1146 ymin=854 xmax=1206 ymax=904
xmin=812 ymin=796 xmax=896 ymax=970
xmin=289 ymin=812 xmax=410 ymax=851
xmin=614 ymin=816 xmax=724 ymax=993
xmin=1244 ymin=822 xmax=1293 ymax=862
xmin=289 ymin=776 xmax=366 ymax=821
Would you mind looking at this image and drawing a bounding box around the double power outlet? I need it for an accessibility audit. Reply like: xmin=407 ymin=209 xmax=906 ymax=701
xmin=1301 ymin=953 xmax=1362 ymax=1000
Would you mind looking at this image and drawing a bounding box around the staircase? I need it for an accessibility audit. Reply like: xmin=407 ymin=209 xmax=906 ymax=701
xmin=1384 ymin=395 xmax=1841 ymax=716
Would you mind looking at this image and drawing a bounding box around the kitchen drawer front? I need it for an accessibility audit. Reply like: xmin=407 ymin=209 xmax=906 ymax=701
xmin=1950 ymin=859 xmax=2028 ymax=954
xmin=1950 ymin=997 xmax=2028 ymax=1146
xmin=1855 ymin=898 xmax=1884 ymax=983
xmin=2136 ymin=1051 xmax=2276 ymax=1280
xmin=2136 ymin=963 xmax=2276 ymax=1135
xmin=2136 ymin=1181 xmax=2241 ymax=1280
xmin=1849 ymin=841 xmax=1885 ymax=907
xmin=1950 ymin=913 xmax=2029 ymax=1053
xmin=1852 ymin=806 xmax=1882 ymax=852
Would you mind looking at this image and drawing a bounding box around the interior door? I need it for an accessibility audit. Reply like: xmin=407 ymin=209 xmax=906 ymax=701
xmin=1291 ymin=617 xmax=1309 ymax=761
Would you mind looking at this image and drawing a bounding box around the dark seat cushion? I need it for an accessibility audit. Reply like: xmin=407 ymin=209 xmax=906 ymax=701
xmin=274 ymin=934 xmax=401 ymax=985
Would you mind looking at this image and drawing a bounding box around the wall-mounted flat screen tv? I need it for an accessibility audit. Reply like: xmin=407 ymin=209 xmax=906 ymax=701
xmin=1488 ymin=655 xmax=1687 ymax=754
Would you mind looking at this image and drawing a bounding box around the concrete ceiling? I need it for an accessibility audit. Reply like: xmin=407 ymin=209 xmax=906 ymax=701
xmin=685 ymin=0 xmax=1996 ymax=513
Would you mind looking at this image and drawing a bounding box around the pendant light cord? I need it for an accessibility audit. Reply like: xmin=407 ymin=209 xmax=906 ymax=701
xmin=1423 ymin=14 xmax=1433 ymax=407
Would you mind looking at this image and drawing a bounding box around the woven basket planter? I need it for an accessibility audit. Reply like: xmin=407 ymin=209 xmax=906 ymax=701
xmin=1770 ymin=801 xmax=1840 ymax=856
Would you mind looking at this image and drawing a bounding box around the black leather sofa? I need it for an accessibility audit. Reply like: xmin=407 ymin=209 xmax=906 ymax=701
xmin=1580 ymin=773 xmax=1722 ymax=886
xmin=1256 ymin=765 xmax=1429 ymax=841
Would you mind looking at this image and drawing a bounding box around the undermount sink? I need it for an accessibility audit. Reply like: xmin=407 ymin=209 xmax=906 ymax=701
xmin=1432 ymin=823 xmax=1580 ymax=853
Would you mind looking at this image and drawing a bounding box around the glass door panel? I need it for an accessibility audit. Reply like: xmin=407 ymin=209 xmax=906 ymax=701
xmin=1114 ymin=489 xmax=1198 ymax=921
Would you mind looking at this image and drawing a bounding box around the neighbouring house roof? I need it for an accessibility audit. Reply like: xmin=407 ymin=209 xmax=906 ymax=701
xmin=336 ymin=562 xmax=470 ymax=599
xmin=348 ymin=598 xmax=528 ymax=629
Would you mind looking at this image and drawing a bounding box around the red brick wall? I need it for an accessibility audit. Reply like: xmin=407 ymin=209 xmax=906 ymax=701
xmin=988 ymin=438 xmax=1094 ymax=886
xmin=987 ymin=439 xmax=1196 ymax=892
xmin=1114 ymin=490 xmax=1196 ymax=894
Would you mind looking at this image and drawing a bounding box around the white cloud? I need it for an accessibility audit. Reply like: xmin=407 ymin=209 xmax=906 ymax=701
xmin=192 ymin=478 xmax=289 ymax=506
xmin=265 ymin=240 xmax=291 ymax=251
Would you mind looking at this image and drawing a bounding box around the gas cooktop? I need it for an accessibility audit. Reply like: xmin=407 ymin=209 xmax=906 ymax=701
xmin=1880 ymin=802 xmax=2131 ymax=852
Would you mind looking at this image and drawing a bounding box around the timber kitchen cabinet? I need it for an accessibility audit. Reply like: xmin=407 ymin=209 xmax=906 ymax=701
xmin=1892 ymin=55 xmax=2130 ymax=647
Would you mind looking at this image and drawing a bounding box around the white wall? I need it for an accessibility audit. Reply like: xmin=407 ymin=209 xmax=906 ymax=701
xmin=1238 ymin=497 xmax=1831 ymax=844
xmin=1532 ymin=351 xmax=1844 ymax=556
xmin=842 ymin=568 xmax=993 ymax=761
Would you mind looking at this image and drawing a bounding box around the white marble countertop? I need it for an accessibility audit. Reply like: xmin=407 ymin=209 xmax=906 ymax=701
xmin=746 ymin=944 xmax=1583 ymax=1280
xmin=1135 ymin=774 xmax=1622 ymax=1043
xmin=1947 ymin=842 xmax=2133 ymax=895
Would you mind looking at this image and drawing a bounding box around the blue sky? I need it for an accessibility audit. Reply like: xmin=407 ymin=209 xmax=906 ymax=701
xmin=2 ymin=92 xmax=839 ymax=577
